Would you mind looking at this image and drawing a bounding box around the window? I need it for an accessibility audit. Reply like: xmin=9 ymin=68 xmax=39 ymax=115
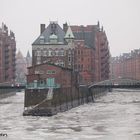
xmin=55 ymin=60 xmax=65 ymax=67
xmin=51 ymin=51 xmax=54 ymax=56
xmin=36 ymin=56 xmax=41 ymax=64
xmin=40 ymin=80 xmax=44 ymax=85
xmin=40 ymin=39 xmax=44 ymax=44
xmin=48 ymin=50 xmax=52 ymax=56
xmin=60 ymin=62 xmax=65 ymax=67
xmin=37 ymin=50 xmax=41 ymax=56
xmin=68 ymin=56 xmax=71 ymax=62
xmin=48 ymin=50 xmax=55 ymax=56
xmin=58 ymin=50 xmax=64 ymax=56
xmin=47 ymin=70 xmax=56 ymax=74
xmin=47 ymin=78 xmax=55 ymax=87
xmin=55 ymin=50 xmax=59 ymax=56
xmin=43 ymin=51 xmax=47 ymax=56
xmin=40 ymin=36 xmax=45 ymax=44
xmin=78 ymin=50 xmax=80 ymax=55
xmin=59 ymin=61 xmax=65 ymax=67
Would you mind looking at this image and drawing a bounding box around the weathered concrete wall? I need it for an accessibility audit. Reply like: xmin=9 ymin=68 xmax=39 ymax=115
xmin=24 ymin=86 xmax=108 ymax=116
xmin=25 ymin=89 xmax=49 ymax=107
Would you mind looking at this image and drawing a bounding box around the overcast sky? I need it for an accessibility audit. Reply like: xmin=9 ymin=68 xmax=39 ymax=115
xmin=0 ymin=0 xmax=140 ymax=57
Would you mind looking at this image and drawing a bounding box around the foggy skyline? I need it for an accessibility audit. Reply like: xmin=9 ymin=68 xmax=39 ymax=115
xmin=0 ymin=0 xmax=140 ymax=56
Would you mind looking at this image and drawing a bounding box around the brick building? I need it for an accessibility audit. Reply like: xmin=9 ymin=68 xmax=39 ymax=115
xmin=27 ymin=63 xmax=76 ymax=88
xmin=30 ymin=21 xmax=110 ymax=84
xmin=0 ymin=23 xmax=16 ymax=84
xmin=16 ymin=50 xmax=32 ymax=84
xmin=110 ymin=49 xmax=140 ymax=80
xmin=32 ymin=21 xmax=75 ymax=69
xmin=70 ymin=22 xmax=110 ymax=82
xmin=73 ymin=40 xmax=94 ymax=84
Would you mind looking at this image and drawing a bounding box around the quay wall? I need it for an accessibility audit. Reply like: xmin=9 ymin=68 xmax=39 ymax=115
xmin=0 ymin=89 xmax=16 ymax=99
xmin=24 ymin=86 xmax=108 ymax=116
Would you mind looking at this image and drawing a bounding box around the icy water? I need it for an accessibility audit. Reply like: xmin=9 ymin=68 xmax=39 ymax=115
xmin=0 ymin=90 xmax=140 ymax=140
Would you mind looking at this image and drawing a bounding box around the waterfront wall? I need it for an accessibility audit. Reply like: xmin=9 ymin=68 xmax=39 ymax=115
xmin=0 ymin=89 xmax=16 ymax=98
xmin=23 ymin=86 xmax=107 ymax=116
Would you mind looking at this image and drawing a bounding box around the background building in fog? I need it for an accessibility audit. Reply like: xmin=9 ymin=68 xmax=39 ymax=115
xmin=26 ymin=50 xmax=32 ymax=68
xmin=16 ymin=50 xmax=32 ymax=84
xmin=31 ymin=21 xmax=110 ymax=84
xmin=0 ymin=23 xmax=16 ymax=84
xmin=110 ymin=49 xmax=140 ymax=80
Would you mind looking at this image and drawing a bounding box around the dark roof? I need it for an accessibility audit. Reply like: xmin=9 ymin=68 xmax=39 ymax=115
xmin=71 ymin=25 xmax=99 ymax=49
xmin=32 ymin=22 xmax=66 ymax=45
xmin=73 ymin=32 xmax=96 ymax=48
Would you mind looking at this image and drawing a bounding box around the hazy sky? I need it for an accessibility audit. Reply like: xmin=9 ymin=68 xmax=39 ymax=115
xmin=0 ymin=0 xmax=140 ymax=57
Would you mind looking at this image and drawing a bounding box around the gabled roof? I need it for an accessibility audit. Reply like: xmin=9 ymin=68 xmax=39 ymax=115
xmin=28 ymin=62 xmax=73 ymax=71
xmin=32 ymin=22 xmax=66 ymax=45
xmin=71 ymin=25 xmax=98 ymax=48
xmin=64 ymin=26 xmax=74 ymax=39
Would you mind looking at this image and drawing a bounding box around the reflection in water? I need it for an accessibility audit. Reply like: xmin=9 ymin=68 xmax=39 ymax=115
xmin=0 ymin=90 xmax=140 ymax=140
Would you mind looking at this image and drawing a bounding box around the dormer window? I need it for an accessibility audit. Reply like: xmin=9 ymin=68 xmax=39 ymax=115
xmin=39 ymin=36 xmax=45 ymax=44
xmin=49 ymin=34 xmax=58 ymax=44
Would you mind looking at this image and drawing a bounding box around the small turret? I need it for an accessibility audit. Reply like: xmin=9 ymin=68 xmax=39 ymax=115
xmin=64 ymin=26 xmax=74 ymax=43
xmin=63 ymin=22 xmax=68 ymax=33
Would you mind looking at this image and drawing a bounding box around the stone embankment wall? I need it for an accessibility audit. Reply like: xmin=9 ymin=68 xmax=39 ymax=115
xmin=24 ymin=86 xmax=107 ymax=116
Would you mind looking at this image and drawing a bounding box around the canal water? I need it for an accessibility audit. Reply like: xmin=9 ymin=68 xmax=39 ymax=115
xmin=0 ymin=90 xmax=140 ymax=140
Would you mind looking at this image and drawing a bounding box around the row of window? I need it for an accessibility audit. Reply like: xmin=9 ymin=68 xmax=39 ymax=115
xmin=75 ymin=50 xmax=92 ymax=55
xmin=55 ymin=61 xmax=65 ymax=67
xmin=74 ymin=64 xmax=91 ymax=71
xmin=34 ymin=50 xmax=65 ymax=57
xmin=36 ymin=56 xmax=66 ymax=67
xmin=35 ymin=70 xmax=56 ymax=75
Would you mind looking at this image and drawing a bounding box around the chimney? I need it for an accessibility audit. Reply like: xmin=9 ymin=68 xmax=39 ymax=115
xmin=40 ymin=24 xmax=45 ymax=34
xmin=97 ymin=21 xmax=100 ymax=28
xmin=63 ymin=23 xmax=68 ymax=33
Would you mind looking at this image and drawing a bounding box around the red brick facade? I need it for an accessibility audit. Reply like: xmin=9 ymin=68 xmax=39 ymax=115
xmin=110 ymin=50 xmax=140 ymax=80
xmin=31 ymin=22 xmax=110 ymax=85
xmin=27 ymin=63 xmax=76 ymax=88
xmin=74 ymin=40 xmax=94 ymax=84
xmin=0 ymin=24 xmax=16 ymax=83
xmin=71 ymin=24 xmax=110 ymax=83
xmin=95 ymin=29 xmax=110 ymax=81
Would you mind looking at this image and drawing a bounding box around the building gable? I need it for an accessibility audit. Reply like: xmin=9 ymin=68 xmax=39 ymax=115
xmin=32 ymin=22 xmax=66 ymax=45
